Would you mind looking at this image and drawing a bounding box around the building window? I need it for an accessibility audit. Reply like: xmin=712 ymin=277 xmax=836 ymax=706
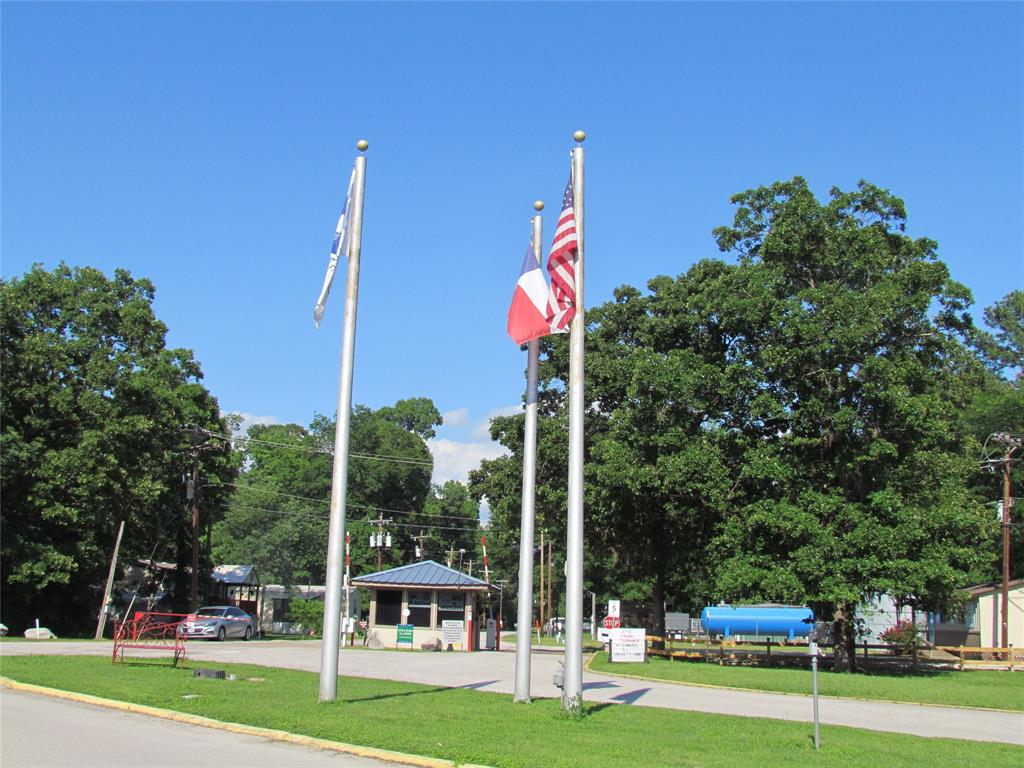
xmin=376 ymin=589 xmax=402 ymax=625
xmin=437 ymin=592 xmax=465 ymax=626
xmin=408 ymin=590 xmax=432 ymax=628
xmin=964 ymin=602 xmax=978 ymax=630
xmin=272 ymin=598 xmax=291 ymax=622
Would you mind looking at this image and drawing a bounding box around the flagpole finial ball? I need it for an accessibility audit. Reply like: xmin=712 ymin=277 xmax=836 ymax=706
xmin=573 ymin=130 xmax=586 ymax=143
xmin=533 ymin=200 xmax=544 ymax=212
xmin=356 ymin=139 xmax=369 ymax=152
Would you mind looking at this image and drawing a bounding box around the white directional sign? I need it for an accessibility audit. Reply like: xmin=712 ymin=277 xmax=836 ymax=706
xmin=609 ymin=627 xmax=646 ymax=663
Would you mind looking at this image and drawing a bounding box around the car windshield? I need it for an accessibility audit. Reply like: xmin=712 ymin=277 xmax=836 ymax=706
xmin=196 ymin=607 xmax=225 ymax=617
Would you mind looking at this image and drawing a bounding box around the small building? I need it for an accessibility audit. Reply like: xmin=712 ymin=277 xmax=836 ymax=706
xmin=209 ymin=565 xmax=261 ymax=626
xmin=933 ymin=579 xmax=1024 ymax=648
xmin=351 ymin=560 xmax=497 ymax=650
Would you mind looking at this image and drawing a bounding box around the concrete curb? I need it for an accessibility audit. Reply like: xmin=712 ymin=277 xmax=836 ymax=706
xmin=1 ymin=677 xmax=491 ymax=768
xmin=583 ymin=652 xmax=1022 ymax=715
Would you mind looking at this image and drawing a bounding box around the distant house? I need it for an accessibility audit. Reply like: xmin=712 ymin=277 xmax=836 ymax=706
xmin=257 ymin=584 xmax=362 ymax=635
xmin=933 ymin=579 xmax=1024 ymax=648
xmin=856 ymin=594 xmax=929 ymax=643
xmin=209 ymin=565 xmax=261 ymax=623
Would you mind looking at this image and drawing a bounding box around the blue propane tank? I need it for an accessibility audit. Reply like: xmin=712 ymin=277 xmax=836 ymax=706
xmin=700 ymin=605 xmax=813 ymax=640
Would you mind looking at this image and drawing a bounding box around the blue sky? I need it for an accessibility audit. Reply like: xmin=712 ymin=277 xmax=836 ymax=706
xmin=3 ymin=2 xmax=1022 ymax=485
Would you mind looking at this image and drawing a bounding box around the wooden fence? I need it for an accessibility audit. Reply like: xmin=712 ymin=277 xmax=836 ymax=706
xmin=642 ymin=635 xmax=1022 ymax=670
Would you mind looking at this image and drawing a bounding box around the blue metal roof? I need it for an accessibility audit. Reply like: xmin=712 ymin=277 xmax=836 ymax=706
xmin=351 ymin=560 xmax=493 ymax=589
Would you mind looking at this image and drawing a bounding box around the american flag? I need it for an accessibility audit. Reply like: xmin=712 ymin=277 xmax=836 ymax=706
xmin=546 ymin=173 xmax=578 ymax=332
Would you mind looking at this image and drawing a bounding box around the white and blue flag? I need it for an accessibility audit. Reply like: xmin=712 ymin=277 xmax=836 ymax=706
xmin=313 ymin=164 xmax=356 ymax=327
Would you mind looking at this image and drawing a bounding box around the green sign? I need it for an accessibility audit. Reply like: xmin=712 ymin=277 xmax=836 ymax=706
xmin=396 ymin=624 xmax=414 ymax=645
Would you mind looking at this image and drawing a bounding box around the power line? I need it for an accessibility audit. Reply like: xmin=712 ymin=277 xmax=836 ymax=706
xmin=207 ymin=481 xmax=480 ymax=521
xmin=383 ymin=519 xmax=481 ymax=532
xmin=214 ymin=502 xmax=481 ymax=532
xmin=208 ymin=432 xmax=434 ymax=467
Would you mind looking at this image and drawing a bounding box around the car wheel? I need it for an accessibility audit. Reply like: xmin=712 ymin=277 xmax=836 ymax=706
xmin=243 ymin=626 xmax=252 ymax=641
xmin=217 ymin=626 xmax=226 ymax=642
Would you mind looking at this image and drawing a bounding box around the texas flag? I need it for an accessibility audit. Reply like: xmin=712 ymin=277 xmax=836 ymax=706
xmin=507 ymin=240 xmax=552 ymax=345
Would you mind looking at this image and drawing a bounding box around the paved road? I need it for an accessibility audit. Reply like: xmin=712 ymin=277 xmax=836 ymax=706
xmin=3 ymin=640 xmax=1022 ymax=745
xmin=0 ymin=688 xmax=398 ymax=768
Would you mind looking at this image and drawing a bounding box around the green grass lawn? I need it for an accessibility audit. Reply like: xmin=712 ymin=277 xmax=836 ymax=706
xmin=590 ymin=652 xmax=1024 ymax=711
xmin=2 ymin=655 xmax=1021 ymax=768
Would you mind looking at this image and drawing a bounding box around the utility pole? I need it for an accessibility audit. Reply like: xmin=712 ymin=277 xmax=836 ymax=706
xmin=990 ymin=433 xmax=1020 ymax=649
xmin=367 ymin=515 xmax=393 ymax=571
xmin=94 ymin=520 xmax=125 ymax=639
xmin=411 ymin=530 xmax=428 ymax=560
xmin=466 ymin=559 xmax=474 ymax=577
xmin=182 ymin=425 xmax=218 ymax=612
xmin=447 ymin=544 xmax=455 ymax=568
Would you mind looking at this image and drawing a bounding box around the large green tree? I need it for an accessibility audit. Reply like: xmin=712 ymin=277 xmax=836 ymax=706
xmin=1 ymin=264 xmax=234 ymax=633
xmin=709 ymin=179 xmax=993 ymax=669
xmin=213 ymin=399 xmax=441 ymax=586
xmin=582 ymin=261 xmax=748 ymax=643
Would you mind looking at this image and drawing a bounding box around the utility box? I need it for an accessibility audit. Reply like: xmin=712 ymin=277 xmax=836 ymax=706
xmin=665 ymin=612 xmax=690 ymax=639
xmin=485 ymin=619 xmax=497 ymax=650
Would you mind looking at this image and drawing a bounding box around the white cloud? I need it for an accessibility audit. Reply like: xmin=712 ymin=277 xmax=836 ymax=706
xmin=470 ymin=404 xmax=523 ymax=441
xmin=441 ymin=407 xmax=469 ymax=428
xmin=427 ymin=438 xmax=510 ymax=485
xmin=225 ymin=411 xmax=282 ymax=436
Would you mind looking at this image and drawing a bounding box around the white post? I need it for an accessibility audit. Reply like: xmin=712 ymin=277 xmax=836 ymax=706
xmin=319 ymin=141 xmax=368 ymax=702
xmin=514 ymin=204 xmax=544 ymax=703
xmin=95 ymin=520 xmax=125 ymax=640
xmin=562 ymin=132 xmax=586 ymax=714
xmin=811 ymin=640 xmax=821 ymax=749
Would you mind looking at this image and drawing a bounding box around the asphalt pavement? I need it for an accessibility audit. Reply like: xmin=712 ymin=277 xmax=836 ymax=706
xmin=0 ymin=688 xmax=400 ymax=768
xmin=2 ymin=639 xmax=1022 ymax=745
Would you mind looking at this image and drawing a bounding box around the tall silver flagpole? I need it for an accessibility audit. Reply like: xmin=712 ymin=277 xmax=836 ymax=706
xmin=319 ymin=139 xmax=369 ymax=702
xmin=514 ymin=200 xmax=545 ymax=703
xmin=562 ymin=130 xmax=586 ymax=714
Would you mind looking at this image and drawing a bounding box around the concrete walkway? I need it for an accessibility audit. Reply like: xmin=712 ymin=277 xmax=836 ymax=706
xmin=3 ymin=640 xmax=1021 ymax=745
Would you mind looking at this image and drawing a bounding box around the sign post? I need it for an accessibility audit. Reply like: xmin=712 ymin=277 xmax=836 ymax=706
xmin=396 ymin=624 xmax=414 ymax=647
xmin=809 ymin=637 xmax=821 ymax=749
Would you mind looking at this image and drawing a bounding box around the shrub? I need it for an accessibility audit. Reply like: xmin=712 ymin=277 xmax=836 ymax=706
xmin=880 ymin=621 xmax=920 ymax=654
xmin=289 ymin=599 xmax=324 ymax=636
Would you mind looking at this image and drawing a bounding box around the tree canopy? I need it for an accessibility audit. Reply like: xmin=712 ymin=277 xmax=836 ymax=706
xmin=1 ymin=263 xmax=234 ymax=633
xmin=213 ymin=399 xmax=483 ymax=589
xmin=707 ymin=179 xmax=992 ymax=668
xmin=475 ymin=178 xmax=999 ymax=669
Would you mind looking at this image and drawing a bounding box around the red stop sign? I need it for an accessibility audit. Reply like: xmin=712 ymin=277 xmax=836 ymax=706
xmin=603 ymin=615 xmax=620 ymax=629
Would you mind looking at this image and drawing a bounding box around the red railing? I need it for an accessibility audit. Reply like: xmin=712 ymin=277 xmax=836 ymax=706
xmin=112 ymin=611 xmax=188 ymax=665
